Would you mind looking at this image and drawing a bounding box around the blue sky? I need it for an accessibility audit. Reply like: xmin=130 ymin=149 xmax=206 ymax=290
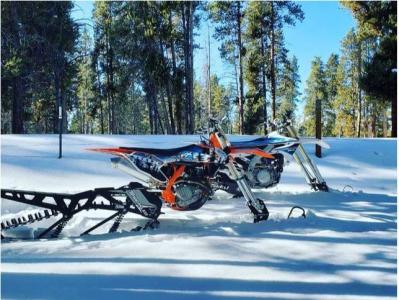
xmin=72 ymin=1 xmax=356 ymax=115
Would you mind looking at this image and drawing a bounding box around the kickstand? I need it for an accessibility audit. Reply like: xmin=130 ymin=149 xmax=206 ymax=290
xmin=287 ymin=206 xmax=306 ymax=219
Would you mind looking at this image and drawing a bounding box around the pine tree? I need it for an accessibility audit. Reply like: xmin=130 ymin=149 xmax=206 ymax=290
xmin=208 ymin=1 xmax=245 ymax=134
xmin=276 ymin=56 xmax=300 ymax=124
xmin=1 ymin=1 xmax=78 ymax=134
xmin=267 ymin=1 xmax=304 ymax=123
xmin=244 ymin=1 xmax=268 ymax=134
xmin=333 ymin=29 xmax=361 ymax=137
xmin=342 ymin=1 xmax=397 ymax=137
xmin=243 ymin=1 xmax=303 ymax=133
xmin=71 ymin=28 xmax=96 ymax=134
xmin=93 ymin=1 xmax=117 ymax=134
xmin=303 ymin=57 xmax=327 ymax=136
xmin=324 ymin=54 xmax=339 ymax=136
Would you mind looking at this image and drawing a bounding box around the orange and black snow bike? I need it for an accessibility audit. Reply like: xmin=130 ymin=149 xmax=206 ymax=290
xmin=1 ymin=118 xmax=328 ymax=240
xmin=89 ymin=118 xmax=272 ymax=221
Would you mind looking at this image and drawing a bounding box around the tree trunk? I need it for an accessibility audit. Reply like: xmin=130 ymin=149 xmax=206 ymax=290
xmin=54 ymin=69 xmax=62 ymax=134
xmin=234 ymin=60 xmax=240 ymax=133
xmin=315 ymin=99 xmax=322 ymax=157
xmin=182 ymin=4 xmax=188 ymax=133
xmin=392 ymin=94 xmax=397 ymax=137
xmin=146 ymin=81 xmax=154 ymax=134
xmin=260 ymin=20 xmax=268 ymax=135
xmin=154 ymin=97 xmax=164 ymax=135
xmin=207 ymin=24 xmax=212 ymax=119
xmin=356 ymin=90 xmax=362 ymax=138
xmin=95 ymin=60 xmax=105 ymax=134
xmin=166 ymin=78 xmax=176 ymax=134
xmin=145 ymin=79 xmax=159 ymax=135
xmin=61 ymin=78 xmax=67 ymax=133
xmin=154 ymin=88 xmax=159 ymax=134
xmin=10 ymin=3 xmax=24 ymax=134
xmin=109 ymin=47 xmax=116 ymax=134
xmin=383 ymin=108 xmax=388 ymax=137
xmin=371 ymin=109 xmax=377 ymax=137
xmin=169 ymin=12 xmax=182 ymax=134
xmin=270 ymin=2 xmax=276 ymax=123
xmin=182 ymin=2 xmax=194 ymax=134
xmin=106 ymin=62 xmax=111 ymax=134
xmin=237 ymin=1 xmax=244 ymax=134
xmin=160 ymin=89 xmax=172 ymax=134
xmin=105 ymin=12 xmax=113 ymax=134
xmin=160 ymin=31 xmax=175 ymax=134
xmin=188 ymin=1 xmax=195 ymax=133
xmin=363 ymin=102 xmax=368 ymax=138
xmin=12 ymin=77 xmax=24 ymax=133
xmin=356 ymin=43 xmax=362 ymax=138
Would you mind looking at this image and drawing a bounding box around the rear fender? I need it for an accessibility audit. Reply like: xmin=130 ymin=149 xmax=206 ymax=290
xmin=87 ymin=147 xmax=134 ymax=156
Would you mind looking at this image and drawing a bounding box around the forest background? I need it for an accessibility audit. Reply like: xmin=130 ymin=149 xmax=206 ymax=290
xmin=1 ymin=1 xmax=397 ymax=138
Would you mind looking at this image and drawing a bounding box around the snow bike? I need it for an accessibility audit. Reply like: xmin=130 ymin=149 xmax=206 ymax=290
xmin=1 ymin=118 xmax=327 ymax=239
xmin=90 ymin=117 xmax=325 ymax=219
xmin=222 ymin=119 xmax=329 ymax=193
xmin=90 ymin=117 xmax=272 ymax=222
xmin=1 ymin=118 xmax=273 ymax=239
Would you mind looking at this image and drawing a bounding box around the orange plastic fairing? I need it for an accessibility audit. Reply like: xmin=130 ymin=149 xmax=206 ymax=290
xmin=209 ymin=133 xmax=223 ymax=149
xmin=229 ymin=147 xmax=274 ymax=159
xmin=161 ymin=165 xmax=185 ymax=206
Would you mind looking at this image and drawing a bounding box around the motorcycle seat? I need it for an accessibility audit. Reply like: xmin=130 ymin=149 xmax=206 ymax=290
xmin=231 ymin=136 xmax=296 ymax=149
xmin=119 ymin=144 xmax=206 ymax=157
xmin=230 ymin=137 xmax=271 ymax=149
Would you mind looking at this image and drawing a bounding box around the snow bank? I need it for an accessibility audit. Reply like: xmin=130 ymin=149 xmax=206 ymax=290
xmin=1 ymin=134 xmax=397 ymax=299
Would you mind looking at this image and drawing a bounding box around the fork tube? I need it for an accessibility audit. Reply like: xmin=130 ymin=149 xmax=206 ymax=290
xmin=296 ymin=145 xmax=324 ymax=181
xmin=226 ymin=161 xmax=264 ymax=213
xmin=287 ymin=124 xmax=326 ymax=185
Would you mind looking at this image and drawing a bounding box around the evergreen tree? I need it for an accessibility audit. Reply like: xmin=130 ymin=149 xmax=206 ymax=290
xmin=244 ymin=1 xmax=268 ymax=134
xmin=267 ymin=1 xmax=304 ymax=122
xmin=208 ymin=1 xmax=245 ymax=134
xmin=333 ymin=29 xmax=361 ymax=137
xmin=303 ymin=57 xmax=327 ymax=136
xmin=243 ymin=1 xmax=303 ymax=133
xmin=1 ymin=1 xmax=78 ymax=133
xmin=342 ymin=1 xmax=397 ymax=137
xmin=276 ymin=56 xmax=300 ymax=124
xmin=324 ymin=54 xmax=339 ymax=136
xmin=71 ymin=28 xmax=96 ymax=134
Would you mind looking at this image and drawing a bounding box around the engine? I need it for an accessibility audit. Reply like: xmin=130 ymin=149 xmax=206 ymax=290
xmin=245 ymin=153 xmax=284 ymax=189
xmin=113 ymin=152 xmax=213 ymax=211
xmin=172 ymin=180 xmax=212 ymax=211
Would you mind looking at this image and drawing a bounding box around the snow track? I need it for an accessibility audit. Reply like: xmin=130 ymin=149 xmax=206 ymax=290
xmin=1 ymin=135 xmax=397 ymax=299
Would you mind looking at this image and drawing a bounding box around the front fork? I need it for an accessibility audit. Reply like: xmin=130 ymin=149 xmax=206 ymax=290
xmin=226 ymin=160 xmax=269 ymax=222
xmin=286 ymin=125 xmax=328 ymax=191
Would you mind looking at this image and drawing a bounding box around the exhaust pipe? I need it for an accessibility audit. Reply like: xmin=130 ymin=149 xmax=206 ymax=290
xmin=111 ymin=157 xmax=163 ymax=187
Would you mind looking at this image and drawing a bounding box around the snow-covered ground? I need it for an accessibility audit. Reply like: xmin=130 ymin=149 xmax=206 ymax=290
xmin=1 ymin=134 xmax=397 ymax=300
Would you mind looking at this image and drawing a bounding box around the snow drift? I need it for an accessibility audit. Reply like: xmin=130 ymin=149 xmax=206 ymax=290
xmin=1 ymin=135 xmax=397 ymax=300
